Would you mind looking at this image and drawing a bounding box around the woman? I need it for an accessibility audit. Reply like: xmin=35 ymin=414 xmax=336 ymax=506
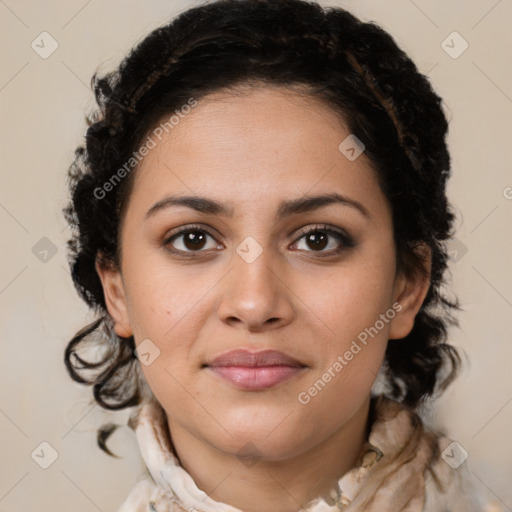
xmin=63 ymin=0 xmax=500 ymax=510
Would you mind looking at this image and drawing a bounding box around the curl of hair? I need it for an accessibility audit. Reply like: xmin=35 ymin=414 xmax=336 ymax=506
xmin=63 ymin=0 xmax=462 ymax=456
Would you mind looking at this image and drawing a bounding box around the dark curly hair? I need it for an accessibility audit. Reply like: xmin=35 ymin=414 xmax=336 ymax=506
xmin=63 ymin=0 xmax=462 ymax=457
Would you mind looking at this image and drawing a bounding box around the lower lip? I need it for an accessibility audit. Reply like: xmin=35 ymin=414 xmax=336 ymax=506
xmin=207 ymin=365 xmax=304 ymax=390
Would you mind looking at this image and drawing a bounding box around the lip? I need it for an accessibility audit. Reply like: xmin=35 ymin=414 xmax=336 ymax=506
xmin=207 ymin=349 xmax=304 ymax=368
xmin=205 ymin=349 xmax=306 ymax=390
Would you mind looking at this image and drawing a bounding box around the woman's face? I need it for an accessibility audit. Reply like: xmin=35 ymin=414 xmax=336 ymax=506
xmin=97 ymin=85 xmax=429 ymax=461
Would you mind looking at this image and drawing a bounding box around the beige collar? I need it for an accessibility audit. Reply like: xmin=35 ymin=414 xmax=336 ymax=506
xmin=125 ymin=394 xmax=464 ymax=511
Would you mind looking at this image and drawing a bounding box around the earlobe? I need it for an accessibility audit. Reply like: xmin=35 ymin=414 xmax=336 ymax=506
xmin=388 ymin=244 xmax=432 ymax=340
xmin=95 ymin=255 xmax=133 ymax=338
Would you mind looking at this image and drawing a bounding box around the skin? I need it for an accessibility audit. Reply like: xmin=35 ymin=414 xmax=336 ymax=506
xmin=96 ymin=84 xmax=431 ymax=512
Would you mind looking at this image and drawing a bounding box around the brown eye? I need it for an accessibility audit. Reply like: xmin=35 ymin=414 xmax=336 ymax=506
xmin=164 ymin=226 xmax=220 ymax=254
xmin=292 ymin=225 xmax=355 ymax=255
xmin=303 ymin=231 xmax=329 ymax=251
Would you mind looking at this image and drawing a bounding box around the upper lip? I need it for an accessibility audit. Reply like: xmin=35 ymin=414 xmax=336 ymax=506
xmin=206 ymin=349 xmax=305 ymax=368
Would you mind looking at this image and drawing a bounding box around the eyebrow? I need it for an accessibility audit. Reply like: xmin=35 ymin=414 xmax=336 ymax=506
xmin=145 ymin=192 xmax=371 ymax=220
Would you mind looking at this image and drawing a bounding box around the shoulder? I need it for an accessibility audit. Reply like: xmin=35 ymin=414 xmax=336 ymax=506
xmin=422 ymin=432 xmax=502 ymax=512
xmin=116 ymin=474 xmax=188 ymax=512
xmin=116 ymin=476 xmax=156 ymax=512
xmin=366 ymin=396 xmax=503 ymax=512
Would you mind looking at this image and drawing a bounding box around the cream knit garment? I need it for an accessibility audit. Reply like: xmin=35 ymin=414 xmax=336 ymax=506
xmin=117 ymin=395 xmax=501 ymax=512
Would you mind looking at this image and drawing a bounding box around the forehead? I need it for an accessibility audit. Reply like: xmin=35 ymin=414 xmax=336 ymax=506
xmin=125 ymin=85 xmax=389 ymax=222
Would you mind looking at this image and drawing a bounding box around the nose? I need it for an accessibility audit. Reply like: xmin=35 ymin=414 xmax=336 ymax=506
xmin=217 ymin=244 xmax=295 ymax=332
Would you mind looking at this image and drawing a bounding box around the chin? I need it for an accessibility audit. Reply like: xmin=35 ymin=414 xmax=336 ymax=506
xmin=209 ymin=411 xmax=311 ymax=459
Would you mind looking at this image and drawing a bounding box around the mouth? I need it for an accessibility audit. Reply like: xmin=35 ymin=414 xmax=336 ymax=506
xmin=204 ymin=349 xmax=307 ymax=391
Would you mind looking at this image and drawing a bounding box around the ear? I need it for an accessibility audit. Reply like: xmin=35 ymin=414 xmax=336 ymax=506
xmin=95 ymin=253 xmax=133 ymax=338
xmin=388 ymin=243 xmax=432 ymax=340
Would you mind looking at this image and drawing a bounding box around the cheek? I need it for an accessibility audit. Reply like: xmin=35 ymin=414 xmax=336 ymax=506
xmin=295 ymin=257 xmax=396 ymax=341
xmin=309 ymin=277 xmax=391 ymax=392
xmin=123 ymin=253 xmax=215 ymax=338
xmin=123 ymin=262 xmax=214 ymax=398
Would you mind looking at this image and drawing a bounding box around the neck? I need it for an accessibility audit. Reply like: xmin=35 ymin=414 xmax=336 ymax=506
xmin=165 ymin=396 xmax=371 ymax=512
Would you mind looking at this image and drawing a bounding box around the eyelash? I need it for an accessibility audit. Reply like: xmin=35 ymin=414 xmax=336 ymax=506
xmin=163 ymin=223 xmax=355 ymax=258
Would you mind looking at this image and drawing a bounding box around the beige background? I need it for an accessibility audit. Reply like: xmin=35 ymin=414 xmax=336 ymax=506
xmin=1 ymin=0 xmax=511 ymax=510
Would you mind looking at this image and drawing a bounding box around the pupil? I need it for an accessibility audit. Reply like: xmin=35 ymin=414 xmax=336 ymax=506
xmin=185 ymin=231 xmax=206 ymax=250
xmin=308 ymin=232 xmax=327 ymax=251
